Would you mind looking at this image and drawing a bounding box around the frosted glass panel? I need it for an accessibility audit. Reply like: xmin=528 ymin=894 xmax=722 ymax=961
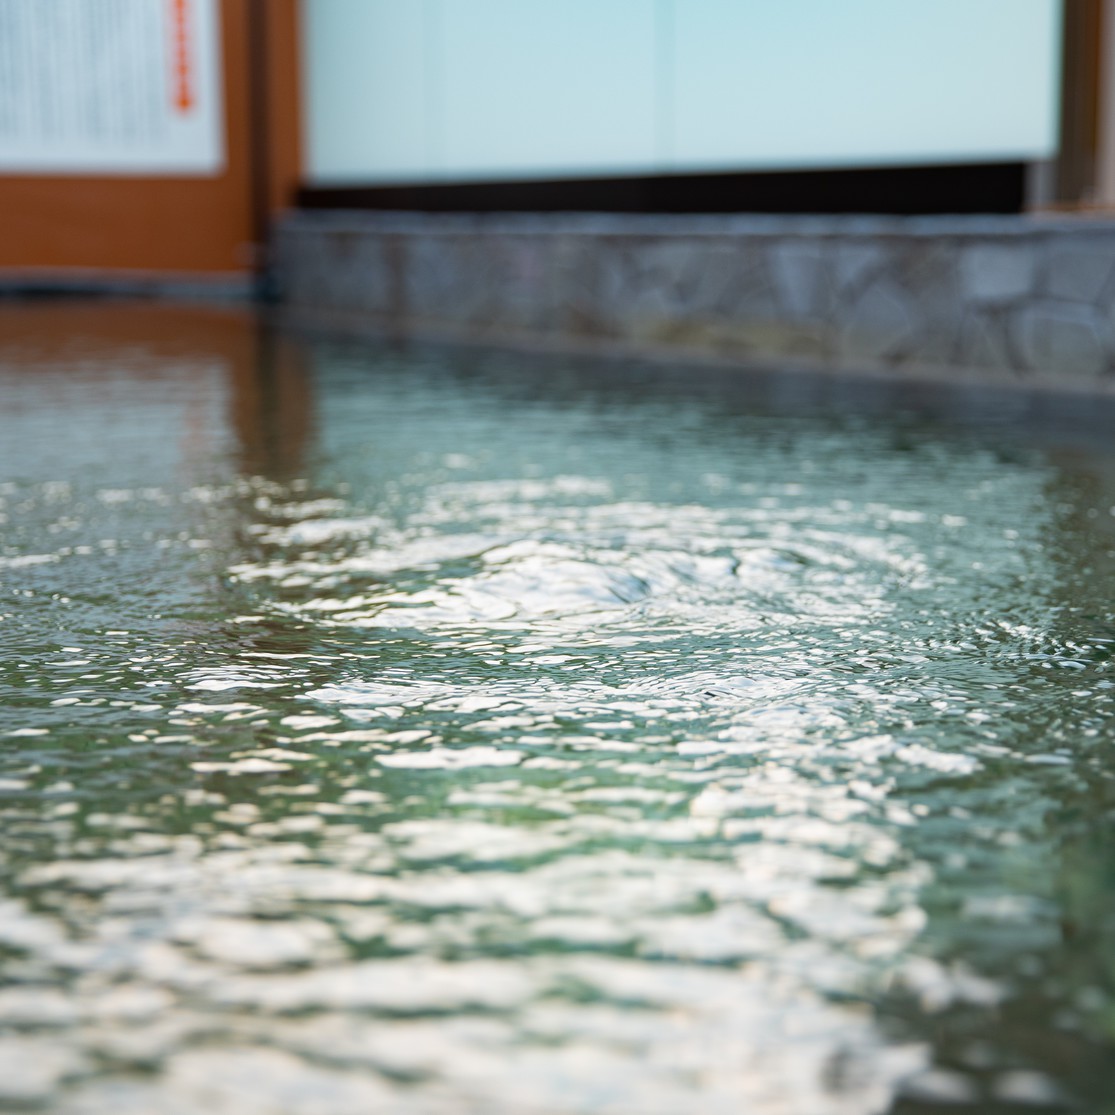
xmin=670 ymin=0 xmax=1061 ymax=169
xmin=303 ymin=0 xmax=432 ymax=181
xmin=440 ymin=0 xmax=659 ymax=179
xmin=303 ymin=0 xmax=1060 ymax=185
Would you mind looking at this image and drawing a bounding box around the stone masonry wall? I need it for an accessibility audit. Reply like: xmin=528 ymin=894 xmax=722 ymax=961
xmin=276 ymin=212 xmax=1115 ymax=385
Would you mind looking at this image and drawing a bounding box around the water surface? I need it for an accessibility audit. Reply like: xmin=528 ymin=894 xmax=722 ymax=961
xmin=1 ymin=304 xmax=1114 ymax=1113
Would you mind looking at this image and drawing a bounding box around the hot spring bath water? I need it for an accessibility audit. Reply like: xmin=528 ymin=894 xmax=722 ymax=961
xmin=1 ymin=305 xmax=1114 ymax=1113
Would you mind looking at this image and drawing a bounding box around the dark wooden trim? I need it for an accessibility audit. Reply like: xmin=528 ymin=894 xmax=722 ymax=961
xmin=247 ymin=0 xmax=273 ymax=295
xmin=1056 ymin=0 xmax=1103 ymax=203
xmin=297 ymin=162 xmax=1028 ymax=216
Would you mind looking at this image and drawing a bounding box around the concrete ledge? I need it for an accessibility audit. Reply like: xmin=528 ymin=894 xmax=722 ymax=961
xmin=275 ymin=211 xmax=1115 ymax=387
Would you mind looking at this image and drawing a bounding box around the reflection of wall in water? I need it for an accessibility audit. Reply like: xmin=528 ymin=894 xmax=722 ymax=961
xmin=0 ymin=302 xmax=312 ymax=480
xmin=228 ymin=324 xmax=312 ymax=481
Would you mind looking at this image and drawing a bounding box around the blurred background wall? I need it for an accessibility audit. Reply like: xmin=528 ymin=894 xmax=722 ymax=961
xmin=0 ymin=0 xmax=299 ymax=284
xmin=6 ymin=0 xmax=1115 ymax=288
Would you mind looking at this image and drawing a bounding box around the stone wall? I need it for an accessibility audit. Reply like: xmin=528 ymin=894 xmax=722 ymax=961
xmin=275 ymin=211 xmax=1115 ymax=386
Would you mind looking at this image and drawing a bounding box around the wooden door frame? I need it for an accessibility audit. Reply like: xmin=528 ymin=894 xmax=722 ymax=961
xmin=0 ymin=0 xmax=302 ymax=286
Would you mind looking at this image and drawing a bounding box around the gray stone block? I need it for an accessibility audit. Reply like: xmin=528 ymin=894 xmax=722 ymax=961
xmin=1043 ymin=244 xmax=1115 ymax=302
xmin=672 ymin=243 xmax=748 ymax=318
xmin=726 ymin=273 xmax=780 ymax=324
xmin=769 ymin=241 xmax=828 ymax=321
xmin=838 ymin=277 xmax=913 ymax=361
xmin=404 ymin=236 xmax=454 ymax=318
xmin=833 ymin=241 xmax=886 ymax=294
xmin=314 ymin=231 xmax=394 ymax=314
xmin=895 ymin=242 xmax=961 ymax=363
xmin=471 ymin=235 xmax=550 ymax=331
xmin=960 ymin=243 xmax=1034 ymax=304
xmin=609 ymin=242 xmax=680 ymax=326
xmin=562 ymin=239 xmax=633 ymax=338
xmin=1013 ymin=302 xmax=1110 ymax=377
xmin=955 ymin=310 xmax=1014 ymax=371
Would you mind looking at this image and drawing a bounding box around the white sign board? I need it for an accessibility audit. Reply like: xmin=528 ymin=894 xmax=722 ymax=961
xmin=0 ymin=0 xmax=224 ymax=175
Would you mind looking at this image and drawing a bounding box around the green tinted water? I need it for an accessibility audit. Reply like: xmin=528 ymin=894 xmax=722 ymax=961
xmin=2 ymin=305 xmax=1114 ymax=1113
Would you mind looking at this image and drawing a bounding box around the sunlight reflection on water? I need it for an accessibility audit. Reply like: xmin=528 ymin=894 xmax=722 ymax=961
xmin=1 ymin=305 xmax=1114 ymax=1113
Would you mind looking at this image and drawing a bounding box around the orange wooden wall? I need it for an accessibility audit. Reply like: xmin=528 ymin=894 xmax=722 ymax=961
xmin=0 ymin=0 xmax=302 ymax=278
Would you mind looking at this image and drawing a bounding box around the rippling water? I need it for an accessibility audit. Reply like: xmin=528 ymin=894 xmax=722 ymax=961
xmin=2 ymin=304 xmax=1115 ymax=1113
